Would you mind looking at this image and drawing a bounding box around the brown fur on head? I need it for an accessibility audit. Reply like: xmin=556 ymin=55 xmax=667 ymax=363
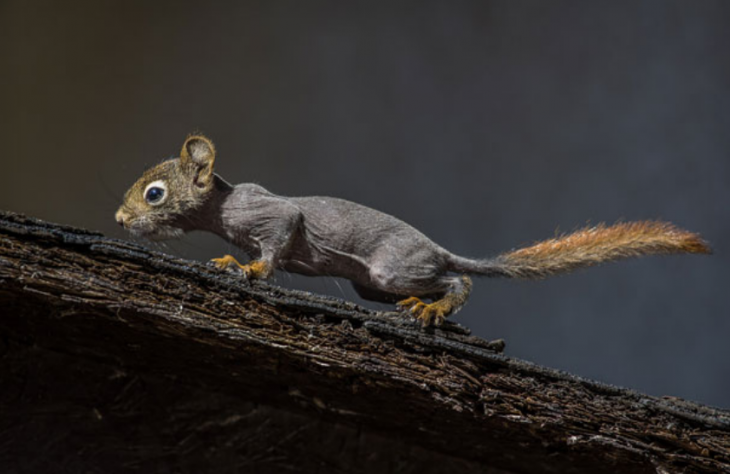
xmin=115 ymin=135 xmax=217 ymax=240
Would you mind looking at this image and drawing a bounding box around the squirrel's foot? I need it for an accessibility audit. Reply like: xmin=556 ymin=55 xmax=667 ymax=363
xmin=396 ymin=277 xmax=472 ymax=327
xmin=396 ymin=297 xmax=451 ymax=327
xmin=210 ymin=255 xmax=270 ymax=279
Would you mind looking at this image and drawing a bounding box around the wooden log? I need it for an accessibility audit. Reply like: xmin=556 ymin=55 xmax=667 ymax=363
xmin=0 ymin=210 xmax=728 ymax=473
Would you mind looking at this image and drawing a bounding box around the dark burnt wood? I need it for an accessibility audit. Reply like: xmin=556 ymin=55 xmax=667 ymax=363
xmin=0 ymin=211 xmax=727 ymax=474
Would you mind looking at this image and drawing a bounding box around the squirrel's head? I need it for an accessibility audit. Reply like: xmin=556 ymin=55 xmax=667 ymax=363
xmin=115 ymin=135 xmax=217 ymax=240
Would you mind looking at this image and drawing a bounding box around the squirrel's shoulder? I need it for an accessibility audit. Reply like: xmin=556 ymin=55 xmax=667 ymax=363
xmin=223 ymin=182 xmax=300 ymax=217
xmin=231 ymin=182 xmax=273 ymax=195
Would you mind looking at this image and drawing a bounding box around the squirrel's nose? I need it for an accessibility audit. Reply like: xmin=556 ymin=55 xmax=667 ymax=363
xmin=115 ymin=209 xmax=127 ymax=228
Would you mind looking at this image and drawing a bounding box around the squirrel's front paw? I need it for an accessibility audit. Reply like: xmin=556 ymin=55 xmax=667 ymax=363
xmin=211 ymin=254 xmax=242 ymax=271
xmin=210 ymin=255 xmax=270 ymax=279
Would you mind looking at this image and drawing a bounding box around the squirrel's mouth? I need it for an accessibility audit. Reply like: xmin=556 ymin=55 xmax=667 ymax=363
xmin=132 ymin=225 xmax=184 ymax=241
xmin=124 ymin=216 xmax=184 ymax=241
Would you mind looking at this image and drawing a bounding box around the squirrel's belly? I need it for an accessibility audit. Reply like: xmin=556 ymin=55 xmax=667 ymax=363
xmin=281 ymin=243 xmax=371 ymax=283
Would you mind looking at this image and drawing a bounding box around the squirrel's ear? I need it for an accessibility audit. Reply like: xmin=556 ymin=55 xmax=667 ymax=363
xmin=180 ymin=135 xmax=216 ymax=190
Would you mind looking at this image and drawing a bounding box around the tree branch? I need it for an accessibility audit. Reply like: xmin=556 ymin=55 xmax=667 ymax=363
xmin=0 ymin=210 xmax=727 ymax=473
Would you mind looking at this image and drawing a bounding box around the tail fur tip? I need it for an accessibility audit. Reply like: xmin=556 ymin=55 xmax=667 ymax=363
xmin=684 ymin=234 xmax=713 ymax=255
xmin=650 ymin=223 xmax=712 ymax=256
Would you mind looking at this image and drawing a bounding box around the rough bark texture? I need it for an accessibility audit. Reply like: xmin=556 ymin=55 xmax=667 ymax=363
xmin=0 ymin=210 xmax=728 ymax=474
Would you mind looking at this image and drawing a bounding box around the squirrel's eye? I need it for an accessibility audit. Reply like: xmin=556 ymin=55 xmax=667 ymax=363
xmin=143 ymin=180 xmax=167 ymax=206
xmin=146 ymin=187 xmax=164 ymax=203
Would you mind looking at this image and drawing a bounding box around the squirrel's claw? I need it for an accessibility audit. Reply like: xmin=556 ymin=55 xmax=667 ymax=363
xmin=395 ymin=296 xmax=421 ymax=310
xmin=211 ymin=254 xmax=244 ymax=272
xmin=210 ymin=255 xmax=270 ymax=280
xmin=396 ymin=297 xmax=448 ymax=327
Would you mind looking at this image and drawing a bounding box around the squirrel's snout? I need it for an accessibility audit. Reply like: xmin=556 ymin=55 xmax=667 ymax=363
xmin=115 ymin=209 xmax=128 ymax=228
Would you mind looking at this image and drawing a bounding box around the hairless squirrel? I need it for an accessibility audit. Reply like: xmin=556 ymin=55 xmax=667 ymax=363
xmin=115 ymin=135 xmax=711 ymax=326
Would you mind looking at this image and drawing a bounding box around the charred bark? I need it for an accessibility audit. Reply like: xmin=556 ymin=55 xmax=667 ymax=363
xmin=0 ymin=211 xmax=727 ymax=474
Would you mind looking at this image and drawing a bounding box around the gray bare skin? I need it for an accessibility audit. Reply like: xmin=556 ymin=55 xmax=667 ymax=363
xmin=115 ymin=135 xmax=710 ymax=327
xmin=206 ymin=178 xmax=465 ymax=301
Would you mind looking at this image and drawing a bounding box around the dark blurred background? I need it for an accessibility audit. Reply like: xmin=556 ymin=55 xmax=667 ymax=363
xmin=1 ymin=1 xmax=728 ymax=407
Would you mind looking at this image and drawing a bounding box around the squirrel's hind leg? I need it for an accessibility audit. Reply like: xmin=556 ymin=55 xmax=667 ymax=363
xmin=396 ymin=275 xmax=473 ymax=327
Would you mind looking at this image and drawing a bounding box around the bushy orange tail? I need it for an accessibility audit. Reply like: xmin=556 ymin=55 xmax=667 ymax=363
xmin=449 ymin=221 xmax=711 ymax=279
xmin=495 ymin=221 xmax=711 ymax=279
